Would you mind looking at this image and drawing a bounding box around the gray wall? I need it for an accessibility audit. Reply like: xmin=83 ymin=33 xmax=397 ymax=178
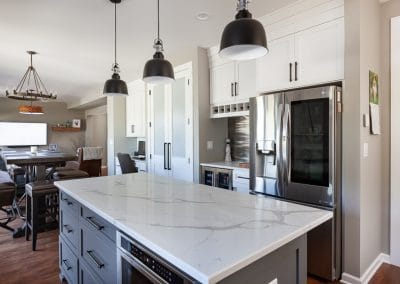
xmin=343 ymin=0 xmax=390 ymax=278
xmin=0 ymin=98 xmax=85 ymax=154
xmin=193 ymin=47 xmax=228 ymax=183
xmin=107 ymin=96 xmax=137 ymax=175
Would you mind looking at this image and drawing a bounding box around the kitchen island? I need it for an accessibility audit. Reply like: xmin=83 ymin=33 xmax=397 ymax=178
xmin=55 ymin=173 xmax=332 ymax=284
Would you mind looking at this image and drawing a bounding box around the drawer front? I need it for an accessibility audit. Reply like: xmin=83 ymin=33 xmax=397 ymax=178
xmin=60 ymin=208 xmax=79 ymax=251
xmin=81 ymin=223 xmax=116 ymax=284
xmin=81 ymin=206 xmax=116 ymax=243
xmin=79 ymin=257 xmax=104 ymax=284
xmin=60 ymin=237 xmax=78 ymax=284
xmin=60 ymin=192 xmax=79 ymax=216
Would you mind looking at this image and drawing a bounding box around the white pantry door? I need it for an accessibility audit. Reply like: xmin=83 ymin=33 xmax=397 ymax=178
xmin=391 ymin=16 xmax=400 ymax=267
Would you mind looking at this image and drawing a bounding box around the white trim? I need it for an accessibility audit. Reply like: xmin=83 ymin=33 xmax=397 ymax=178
xmin=391 ymin=16 xmax=400 ymax=267
xmin=340 ymin=253 xmax=391 ymax=284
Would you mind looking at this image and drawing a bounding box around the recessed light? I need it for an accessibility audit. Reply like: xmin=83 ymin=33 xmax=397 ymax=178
xmin=196 ymin=12 xmax=209 ymax=21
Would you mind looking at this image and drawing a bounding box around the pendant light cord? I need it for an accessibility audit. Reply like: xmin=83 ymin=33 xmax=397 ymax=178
xmin=157 ymin=0 xmax=160 ymax=41
xmin=114 ymin=1 xmax=117 ymax=66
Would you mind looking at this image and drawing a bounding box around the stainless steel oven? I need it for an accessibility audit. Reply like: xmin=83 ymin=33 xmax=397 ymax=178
xmin=201 ymin=166 xmax=233 ymax=190
xmin=117 ymin=231 xmax=198 ymax=284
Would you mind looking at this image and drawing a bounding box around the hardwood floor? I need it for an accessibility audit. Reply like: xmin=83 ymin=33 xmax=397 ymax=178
xmin=1 ymin=211 xmax=400 ymax=284
xmin=0 ymin=214 xmax=60 ymax=284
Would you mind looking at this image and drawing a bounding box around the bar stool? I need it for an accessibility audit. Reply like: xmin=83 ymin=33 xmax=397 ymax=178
xmin=25 ymin=181 xmax=59 ymax=251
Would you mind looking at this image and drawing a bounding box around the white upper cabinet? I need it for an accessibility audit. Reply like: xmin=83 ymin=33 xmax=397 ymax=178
xmin=126 ymin=79 xmax=146 ymax=138
xmin=256 ymin=35 xmax=295 ymax=93
xmin=256 ymin=17 xmax=344 ymax=93
xmin=236 ymin=60 xmax=257 ymax=101
xmin=210 ymin=61 xmax=236 ymax=105
xmin=294 ymin=18 xmax=344 ymax=86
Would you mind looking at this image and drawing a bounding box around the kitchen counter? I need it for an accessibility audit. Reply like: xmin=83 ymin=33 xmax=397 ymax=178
xmin=200 ymin=161 xmax=248 ymax=170
xmin=55 ymin=173 xmax=332 ymax=283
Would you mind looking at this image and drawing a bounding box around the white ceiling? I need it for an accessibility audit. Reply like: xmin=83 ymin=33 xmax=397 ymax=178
xmin=0 ymin=0 xmax=297 ymax=105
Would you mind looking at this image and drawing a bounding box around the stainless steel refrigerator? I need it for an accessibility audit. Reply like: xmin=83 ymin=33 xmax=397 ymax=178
xmin=250 ymin=85 xmax=342 ymax=281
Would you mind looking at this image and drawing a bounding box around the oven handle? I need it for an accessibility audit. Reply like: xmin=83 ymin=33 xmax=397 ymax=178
xmin=118 ymin=249 xmax=167 ymax=284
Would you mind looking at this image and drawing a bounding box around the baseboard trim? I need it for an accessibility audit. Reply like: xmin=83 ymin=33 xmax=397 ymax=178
xmin=340 ymin=253 xmax=391 ymax=284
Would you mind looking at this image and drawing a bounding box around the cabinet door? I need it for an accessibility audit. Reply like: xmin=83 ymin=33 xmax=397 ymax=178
xmin=256 ymin=35 xmax=295 ymax=93
xmin=150 ymin=84 xmax=170 ymax=177
xmin=236 ymin=60 xmax=257 ymax=101
xmin=210 ymin=61 xmax=236 ymax=105
xmin=294 ymin=18 xmax=344 ymax=86
xmin=170 ymin=67 xmax=193 ymax=182
xmin=126 ymin=80 xmax=146 ymax=137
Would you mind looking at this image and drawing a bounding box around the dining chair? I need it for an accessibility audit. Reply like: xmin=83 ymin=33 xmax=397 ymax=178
xmin=117 ymin=153 xmax=138 ymax=174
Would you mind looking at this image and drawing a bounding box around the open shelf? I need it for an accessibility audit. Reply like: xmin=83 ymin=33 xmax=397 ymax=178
xmin=51 ymin=127 xmax=81 ymax=132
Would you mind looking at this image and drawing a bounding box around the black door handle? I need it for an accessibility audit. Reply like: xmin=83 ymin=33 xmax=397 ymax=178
xmin=168 ymin=143 xmax=172 ymax=170
xmin=231 ymin=83 xmax=234 ymax=97
xmin=164 ymin=143 xmax=167 ymax=170
xmin=86 ymin=250 xmax=104 ymax=269
xmin=85 ymin=217 xmax=104 ymax=231
xmin=295 ymin=62 xmax=298 ymax=81
xmin=289 ymin=63 xmax=293 ymax=82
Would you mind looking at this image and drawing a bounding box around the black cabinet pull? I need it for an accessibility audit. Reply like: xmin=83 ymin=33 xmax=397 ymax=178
xmin=63 ymin=224 xmax=73 ymax=233
xmin=289 ymin=63 xmax=293 ymax=82
xmin=85 ymin=217 xmax=104 ymax=231
xmin=168 ymin=143 xmax=172 ymax=170
xmin=231 ymin=83 xmax=234 ymax=97
xmin=234 ymin=82 xmax=238 ymax=96
xmin=86 ymin=250 xmax=104 ymax=269
xmin=164 ymin=143 xmax=168 ymax=170
xmin=62 ymin=259 xmax=72 ymax=271
xmin=295 ymin=62 xmax=298 ymax=81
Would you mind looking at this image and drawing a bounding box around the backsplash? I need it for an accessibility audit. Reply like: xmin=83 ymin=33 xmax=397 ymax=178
xmin=228 ymin=116 xmax=249 ymax=162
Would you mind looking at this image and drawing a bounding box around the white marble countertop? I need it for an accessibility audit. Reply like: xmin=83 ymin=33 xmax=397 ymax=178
xmin=200 ymin=161 xmax=249 ymax=171
xmin=55 ymin=173 xmax=332 ymax=284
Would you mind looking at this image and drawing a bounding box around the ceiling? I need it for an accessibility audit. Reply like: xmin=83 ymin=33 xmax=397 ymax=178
xmin=0 ymin=0 xmax=297 ymax=105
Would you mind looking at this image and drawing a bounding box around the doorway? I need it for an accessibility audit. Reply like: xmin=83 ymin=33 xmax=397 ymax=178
xmin=86 ymin=112 xmax=107 ymax=167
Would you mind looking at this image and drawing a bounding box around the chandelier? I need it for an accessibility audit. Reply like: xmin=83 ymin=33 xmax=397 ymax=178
xmin=6 ymin=51 xmax=57 ymax=101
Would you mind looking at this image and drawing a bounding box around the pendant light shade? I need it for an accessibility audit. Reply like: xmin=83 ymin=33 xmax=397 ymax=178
xmin=104 ymin=0 xmax=128 ymax=96
xmin=143 ymin=0 xmax=174 ymax=84
xmin=18 ymin=105 xmax=44 ymax=115
xmin=103 ymin=70 xmax=128 ymax=95
xmin=220 ymin=0 xmax=268 ymax=61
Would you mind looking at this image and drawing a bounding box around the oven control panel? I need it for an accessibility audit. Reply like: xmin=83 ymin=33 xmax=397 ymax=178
xmin=121 ymin=236 xmax=195 ymax=284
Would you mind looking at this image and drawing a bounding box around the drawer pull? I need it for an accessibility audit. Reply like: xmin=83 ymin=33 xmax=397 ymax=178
xmin=85 ymin=217 xmax=104 ymax=231
xmin=63 ymin=225 xmax=73 ymax=233
xmin=86 ymin=250 xmax=104 ymax=269
xmin=62 ymin=198 xmax=73 ymax=206
xmin=62 ymin=259 xmax=72 ymax=271
xmin=237 ymin=176 xmax=250 ymax=180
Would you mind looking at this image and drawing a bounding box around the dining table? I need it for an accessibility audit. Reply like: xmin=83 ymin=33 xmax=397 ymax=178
xmin=1 ymin=151 xmax=77 ymax=238
xmin=2 ymin=151 xmax=77 ymax=182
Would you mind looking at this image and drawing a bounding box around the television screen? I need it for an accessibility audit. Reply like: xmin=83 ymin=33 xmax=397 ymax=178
xmin=0 ymin=122 xmax=47 ymax=146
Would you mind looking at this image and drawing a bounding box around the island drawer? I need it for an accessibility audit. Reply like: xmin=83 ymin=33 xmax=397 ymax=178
xmin=60 ymin=236 xmax=78 ymax=284
xmin=60 ymin=192 xmax=79 ymax=216
xmin=80 ymin=222 xmax=116 ymax=284
xmin=80 ymin=206 xmax=116 ymax=243
xmin=79 ymin=256 xmax=104 ymax=284
xmin=60 ymin=206 xmax=79 ymax=252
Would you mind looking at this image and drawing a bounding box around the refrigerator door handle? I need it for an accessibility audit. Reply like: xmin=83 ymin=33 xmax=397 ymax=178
xmin=282 ymin=103 xmax=290 ymax=186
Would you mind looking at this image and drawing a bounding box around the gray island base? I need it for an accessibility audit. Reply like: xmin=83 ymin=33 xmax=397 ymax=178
xmin=55 ymin=173 xmax=331 ymax=284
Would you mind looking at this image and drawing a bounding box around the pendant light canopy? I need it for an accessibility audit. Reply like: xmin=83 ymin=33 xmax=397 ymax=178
xmin=104 ymin=0 xmax=128 ymax=96
xmin=143 ymin=0 xmax=174 ymax=85
xmin=220 ymin=0 xmax=268 ymax=61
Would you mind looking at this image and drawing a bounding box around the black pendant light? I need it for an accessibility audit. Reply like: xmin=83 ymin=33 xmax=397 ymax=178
xmin=220 ymin=0 xmax=268 ymax=61
xmin=103 ymin=0 xmax=128 ymax=96
xmin=143 ymin=0 xmax=174 ymax=85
